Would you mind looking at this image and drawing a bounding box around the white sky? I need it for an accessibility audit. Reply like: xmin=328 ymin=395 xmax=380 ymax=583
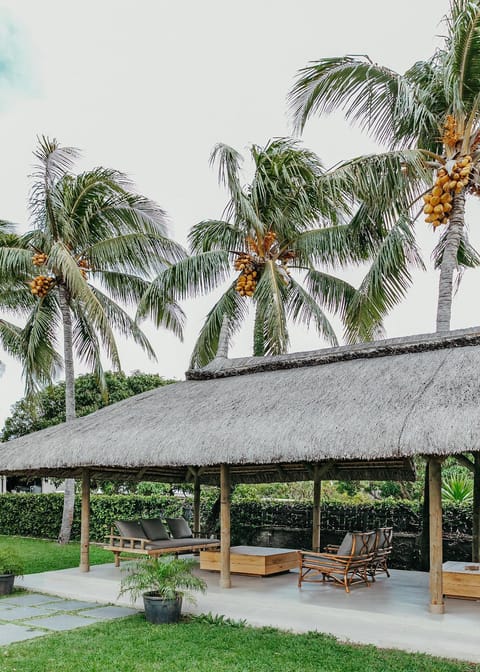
xmin=2 ymin=0 xmax=479 ymax=426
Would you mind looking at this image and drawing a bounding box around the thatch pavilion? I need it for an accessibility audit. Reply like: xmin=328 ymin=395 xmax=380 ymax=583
xmin=1 ymin=326 xmax=480 ymax=614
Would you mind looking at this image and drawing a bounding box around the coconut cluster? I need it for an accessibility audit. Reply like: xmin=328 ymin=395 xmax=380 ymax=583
xmin=32 ymin=252 xmax=47 ymax=267
xmin=78 ymin=258 xmax=89 ymax=280
xmin=29 ymin=275 xmax=54 ymax=298
xmin=424 ymin=156 xmax=472 ymax=228
xmin=234 ymin=254 xmax=258 ymax=297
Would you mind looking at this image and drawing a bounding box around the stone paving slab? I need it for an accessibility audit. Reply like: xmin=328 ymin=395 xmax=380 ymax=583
xmin=41 ymin=599 xmax=100 ymax=611
xmin=0 ymin=623 xmax=46 ymax=645
xmin=0 ymin=605 xmax=60 ymax=620
xmin=78 ymin=605 xmax=137 ymax=620
xmin=25 ymin=613 xmax=103 ymax=631
xmin=0 ymin=594 xmax=64 ymax=607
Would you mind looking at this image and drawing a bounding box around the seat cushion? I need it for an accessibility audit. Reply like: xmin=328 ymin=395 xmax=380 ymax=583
xmin=166 ymin=517 xmax=193 ymax=539
xmin=140 ymin=518 xmax=170 ymax=541
xmin=336 ymin=532 xmax=354 ymax=556
xmin=114 ymin=520 xmax=148 ymax=539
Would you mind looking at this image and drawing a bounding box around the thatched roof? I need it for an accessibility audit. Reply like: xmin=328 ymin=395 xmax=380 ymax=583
xmin=2 ymin=326 xmax=480 ymax=484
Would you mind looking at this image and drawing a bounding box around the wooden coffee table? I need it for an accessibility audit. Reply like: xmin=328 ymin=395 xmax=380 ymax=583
xmin=199 ymin=545 xmax=298 ymax=576
xmin=442 ymin=561 xmax=480 ymax=599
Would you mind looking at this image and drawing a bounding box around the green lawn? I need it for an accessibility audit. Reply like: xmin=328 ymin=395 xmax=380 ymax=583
xmin=0 ymin=615 xmax=478 ymax=672
xmin=0 ymin=535 xmax=112 ymax=573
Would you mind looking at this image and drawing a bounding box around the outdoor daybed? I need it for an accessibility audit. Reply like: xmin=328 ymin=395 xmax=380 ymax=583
xmin=104 ymin=517 xmax=220 ymax=566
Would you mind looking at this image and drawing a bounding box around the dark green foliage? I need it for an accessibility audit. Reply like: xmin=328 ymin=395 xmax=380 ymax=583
xmin=1 ymin=371 xmax=175 ymax=442
xmin=0 ymin=494 xmax=474 ymax=572
xmin=0 ymin=494 xmax=185 ymax=542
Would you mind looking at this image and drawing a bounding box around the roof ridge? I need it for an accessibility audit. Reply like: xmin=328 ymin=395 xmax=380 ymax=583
xmin=186 ymin=326 xmax=480 ymax=380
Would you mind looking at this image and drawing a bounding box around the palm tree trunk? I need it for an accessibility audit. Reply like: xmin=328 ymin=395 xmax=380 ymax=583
xmin=57 ymin=283 xmax=76 ymax=545
xmin=253 ymin=306 xmax=265 ymax=357
xmin=473 ymin=453 xmax=480 ymax=562
xmin=436 ymin=192 xmax=466 ymax=332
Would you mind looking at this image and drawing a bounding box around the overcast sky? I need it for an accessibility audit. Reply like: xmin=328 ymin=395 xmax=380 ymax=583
xmin=2 ymin=0 xmax=478 ymax=425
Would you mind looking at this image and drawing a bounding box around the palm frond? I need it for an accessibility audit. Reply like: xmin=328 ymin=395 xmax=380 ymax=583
xmin=345 ymin=215 xmax=424 ymax=341
xmin=189 ymin=284 xmax=248 ymax=368
xmin=188 ymin=220 xmax=245 ymax=254
xmin=432 ymin=226 xmax=480 ymax=269
xmin=88 ymin=287 xmax=157 ymax=361
xmin=252 ymin=261 xmax=289 ymax=356
xmin=305 ymin=269 xmax=385 ymax=343
xmin=444 ymin=1 xmax=480 ymax=114
xmin=290 ymin=56 xmax=438 ymax=148
xmin=286 ymin=278 xmax=338 ymax=346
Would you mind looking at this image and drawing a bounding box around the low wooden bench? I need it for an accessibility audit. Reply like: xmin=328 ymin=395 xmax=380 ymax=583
xmin=104 ymin=517 xmax=220 ymax=567
xmin=104 ymin=533 xmax=220 ymax=567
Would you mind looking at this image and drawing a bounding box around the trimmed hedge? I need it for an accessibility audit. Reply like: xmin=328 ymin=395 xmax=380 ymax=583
xmin=0 ymin=494 xmax=185 ymax=542
xmin=0 ymin=494 xmax=473 ymax=570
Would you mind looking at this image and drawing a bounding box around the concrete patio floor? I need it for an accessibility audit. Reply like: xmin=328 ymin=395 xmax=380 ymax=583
xmin=19 ymin=562 xmax=480 ymax=664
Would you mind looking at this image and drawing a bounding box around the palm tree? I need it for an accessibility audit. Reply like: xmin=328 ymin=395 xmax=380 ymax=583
xmin=139 ymin=138 xmax=425 ymax=366
xmin=289 ymin=0 xmax=480 ymax=564
xmin=0 ymin=137 xmax=185 ymax=542
xmin=289 ymin=0 xmax=480 ymax=331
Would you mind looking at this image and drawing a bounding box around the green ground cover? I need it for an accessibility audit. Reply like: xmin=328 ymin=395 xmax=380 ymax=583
xmin=0 ymin=535 xmax=112 ymax=574
xmin=1 ymin=615 xmax=478 ymax=672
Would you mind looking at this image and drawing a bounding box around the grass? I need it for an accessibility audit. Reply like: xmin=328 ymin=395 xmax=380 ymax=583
xmin=0 ymin=615 xmax=478 ymax=672
xmin=0 ymin=535 xmax=112 ymax=574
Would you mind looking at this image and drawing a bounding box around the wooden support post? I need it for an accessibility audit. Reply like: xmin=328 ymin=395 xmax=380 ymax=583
xmin=80 ymin=469 xmax=90 ymax=573
xmin=428 ymin=457 xmax=444 ymax=613
xmin=220 ymin=464 xmax=231 ymax=589
xmin=312 ymin=466 xmax=321 ymax=552
xmin=193 ymin=475 xmax=201 ymax=537
xmin=473 ymin=453 xmax=480 ymax=563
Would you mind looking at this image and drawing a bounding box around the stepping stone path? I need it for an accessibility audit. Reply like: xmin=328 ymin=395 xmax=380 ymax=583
xmin=0 ymin=592 xmax=138 ymax=645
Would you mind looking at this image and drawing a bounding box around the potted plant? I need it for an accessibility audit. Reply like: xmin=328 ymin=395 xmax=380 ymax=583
xmin=119 ymin=555 xmax=206 ymax=624
xmin=0 ymin=548 xmax=25 ymax=595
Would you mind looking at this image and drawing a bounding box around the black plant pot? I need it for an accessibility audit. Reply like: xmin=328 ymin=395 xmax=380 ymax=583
xmin=143 ymin=592 xmax=182 ymax=624
xmin=0 ymin=574 xmax=15 ymax=595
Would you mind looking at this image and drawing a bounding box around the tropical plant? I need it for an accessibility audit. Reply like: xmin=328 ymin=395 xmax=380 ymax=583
xmin=289 ymin=0 xmax=480 ymax=332
xmin=0 ymin=136 xmax=185 ymax=543
xmin=140 ymin=138 xmax=426 ymax=367
xmin=119 ymin=555 xmax=206 ymax=603
xmin=442 ymin=474 xmax=474 ymax=504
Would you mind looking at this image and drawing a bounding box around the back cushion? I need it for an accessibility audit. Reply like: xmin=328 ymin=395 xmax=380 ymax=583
xmin=140 ymin=519 xmax=170 ymax=541
xmin=336 ymin=532 xmax=353 ymax=556
xmin=115 ymin=520 xmax=148 ymax=539
xmin=166 ymin=517 xmax=193 ymax=539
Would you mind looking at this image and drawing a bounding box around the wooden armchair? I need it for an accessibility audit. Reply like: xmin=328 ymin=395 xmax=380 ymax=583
xmin=297 ymin=531 xmax=376 ymax=593
xmin=367 ymin=527 xmax=393 ymax=580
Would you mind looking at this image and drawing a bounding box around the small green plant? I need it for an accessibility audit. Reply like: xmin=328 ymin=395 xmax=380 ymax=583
xmin=119 ymin=555 xmax=206 ymax=603
xmin=442 ymin=475 xmax=473 ymax=504
xmin=192 ymin=612 xmax=247 ymax=627
xmin=0 ymin=548 xmax=25 ymax=576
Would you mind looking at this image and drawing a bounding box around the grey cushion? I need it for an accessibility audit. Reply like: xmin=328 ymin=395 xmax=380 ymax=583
xmin=145 ymin=538 xmax=217 ymax=551
xmin=166 ymin=517 xmax=193 ymax=539
xmin=114 ymin=520 xmax=148 ymax=539
xmin=336 ymin=532 xmax=353 ymax=556
xmin=140 ymin=518 xmax=170 ymax=541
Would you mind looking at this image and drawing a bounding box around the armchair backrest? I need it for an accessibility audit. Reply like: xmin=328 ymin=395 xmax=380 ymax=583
xmin=336 ymin=530 xmax=376 ymax=557
xmin=373 ymin=527 xmax=393 ymax=553
xmin=352 ymin=531 xmax=376 ymax=556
